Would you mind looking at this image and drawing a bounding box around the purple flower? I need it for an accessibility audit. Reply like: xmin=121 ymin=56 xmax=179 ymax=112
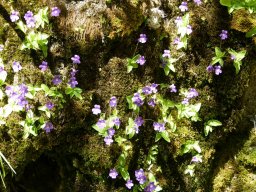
xmin=150 ymin=83 xmax=158 ymax=94
xmin=144 ymin=182 xmax=156 ymax=192
xmin=68 ymin=77 xmax=78 ymax=88
xmin=153 ymin=122 xmax=165 ymax=132
xmin=10 ymin=10 xmax=19 ymax=22
xmin=51 ymin=7 xmax=61 ymax=17
xmin=126 ymin=180 xmax=134 ymax=189
xmin=187 ymin=88 xmax=199 ymax=99
xmin=108 ymin=128 xmax=115 ymax=136
xmin=132 ymin=92 xmax=144 ymax=107
xmin=113 ymin=118 xmax=121 ymax=126
xmin=173 ymin=37 xmax=183 ymax=48
xmin=170 ymin=84 xmax=177 ymax=93
xmin=182 ymin=98 xmax=189 ymax=105
xmin=162 ymin=50 xmax=171 ymax=58
xmin=138 ymin=34 xmax=147 ymax=43
xmin=179 ymin=2 xmax=188 ymax=12
xmin=71 ymin=55 xmax=81 ymax=64
xmin=0 ymin=44 xmax=4 ymax=52
xmin=136 ymin=56 xmax=146 ymax=65
xmin=194 ymin=0 xmax=202 ymax=6
xmin=135 ymin=169 xmax=147 ymax=184
xmin=24 ymin=11 xmax=35 ymax=28
xmin=186 ymin=25 xmax=193 ymax=35
xmin=220 ymin=30 xmax=228 ymax=40
xmin=206 ymin=65 xmax=214 ymax=72
xmin=12 ymin=61 xmax=22 ymax=72
xmin=148 ymin=98 xmax=156 ymax=107
xmin=104 ymin=136 xmax=114 ymax=145
xmin=109 ymin=169 xmax=118 ymax=179
xmin=175 ymin=16 xmax=183 ymax=27
xmin=135 ymin=116 xmax=144 ymax=127
xmin=142 ymin=86 xmax=152 ymax=95
xmin=70 ymin=68 xmax=78 ymax=77
xmin=96 ymin=119 xmax=106 ymax=129
xmin=214 ymin=65 xmax=222 ymax=75
xmin=191 ymin=155 xmax=202 ymax=163
xmin=46 ymin=101 xmax=54 ymax=110
xmin=52 ymin=75 xmax=62 ymax=85
xmin=44 ymin=122 xmax=54 ymax=133
xmin=109 ymin=96 xmax=117 ymax=107
xmin=92 ymin=104 xmax=101 ymax=115
xmin=39 ymin=61 xmax=48 ymax=71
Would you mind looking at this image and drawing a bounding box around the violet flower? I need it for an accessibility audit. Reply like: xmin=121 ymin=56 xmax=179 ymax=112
xmin=126 ymin=180 xmax=134 ymax=189
xmin=135 ymin=169 xmax=147 ymax=184
xmin=136 ymin=56 xmax=146 ymax=65
xmin=194 ymin=0 xmax=202 ymax=6
xmin=153 ymin=122 xmax=165 ymax=132
xmin=148 ymin=98 xmax=156 ymax=107
xmin=44 ymin=122 xmax=54 ymax=133
xmin=109 ymin=96 xmax=117 ymax=107
xmin=51 ymin=7 xmax=61 ymax=17
xmin=71 ymin=55 xmax=81 ymax=64
xmin=206 ymin=65 xmax=214 ymax=72
xmin=109 ymin=169 xmax=118 ymax=179
xmin=39 ymin=61 xmax=48 ymax=71
xmin=10 ymin=10 xmax=19 ymax=22
xmin=144 ymin=182 xmax=157 ymax=192
xmin=170 ymin=84 xmax=177 ymax=93
xmin=132 ymin=92 xmax=144 ymax=107
xmin=68 ymin=77 xmax=78 ymax=88
xmin=113 ymin=118 xmax=121 ymax=126
xmin=220 ymin=30 xmax=228 ymax=40
xmin=175 ymin=16 xmax=183 ymax=27
xmin=12 ymin=61 xmax=22 ymax=72
xmin=179 ymin=2 xmax=188 ymax=12
xmin=92 ymin=104 xmax=101 ymax=115
xmin=162 ymin=50 xmax=171 ymax=58
xmin=214 ymin=65 xmax=222 ymax=75
xmin=46 ymin=101 xmax=54 ymax=110
xmin=52 ymin=75 xmax=62 ymax=85
xmin=24 ymin=11 xmax=36 ymax=28
xmin=96 ymin=119 xmax=106 ymax=129
xmin=186 ymin=25 xmax=193 ymax=35
xmin=138 ymin=34 xmax=147 ymax=43
xmin=104 ymin=136 xmax=114 ymax=145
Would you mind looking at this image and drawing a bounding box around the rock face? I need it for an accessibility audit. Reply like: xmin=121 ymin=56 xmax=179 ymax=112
xmin=1 ymin=0 xmax=256 ymax=191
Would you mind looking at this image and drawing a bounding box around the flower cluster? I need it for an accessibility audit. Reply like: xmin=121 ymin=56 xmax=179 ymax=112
xmin=24 ymin=11 xmax=36 ymax=28
xmin=52 ymin=75 xmax=62 ymax=85
xmin=68 ymin=68 xmax=78 ymax=88
xmin=220 ymin=30 xmax=228 ymax=40
xmin=5 ymin=84 xmax=29 ymax=109
xmin=135 ymin=169 xmax=147 ymax=184
xmin=206 ymin=65 xmax=222 ymax=75
xmin=134 ymin=116 xmax=144 ymax=133
xmin=179 ymin=2 xmax=188 ymax=12
xmin=104 ymin=128 xmax=115 ymax=145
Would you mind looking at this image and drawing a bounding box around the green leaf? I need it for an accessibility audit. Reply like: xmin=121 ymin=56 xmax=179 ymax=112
xmin=220 ymin=0 xmax=231 ymax=6
xmin=246 ymin=27 xmax=256 ymax=38
xmin=234 ymin=61 xmax=241 ymax=74
xmin=125 ymin=118 xmax=136 ymax=139
xmin=215 ymin=47 xmax=225 ymax=58
xmin=155 ymin=132 xmax=162 ymax=142
xmin=115 ymin=136 xmax=127 ymax=145
xmin=127 ymin=54 xmax=140 ymax=73
xmin=120 ymin=168 xmax=130 ymax=181
xmin=117 ymin=153 xmax=126 ymax=167
xmin=148 ymin=172 xmax=156 ymax=182
xmin=207 ymin=120 xmax=222 ymax=127
xmin=161 ymin=130 xmax=170 ymax=142
xmin=16 ymin=21 xmax=27 ymax=33
xmin=204 ymin=125 xmax=212 ymax=136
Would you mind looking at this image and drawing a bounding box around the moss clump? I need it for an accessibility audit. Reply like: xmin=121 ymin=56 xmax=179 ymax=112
xmin=231 ymin=9 xmax=256 ymax=33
